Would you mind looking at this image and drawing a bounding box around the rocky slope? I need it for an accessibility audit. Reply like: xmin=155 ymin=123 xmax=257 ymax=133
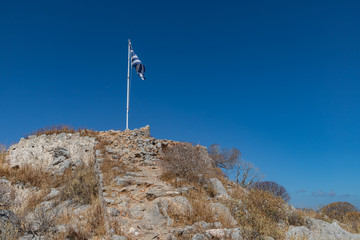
xmin=1 ymin=126 xmax=359 ymax=240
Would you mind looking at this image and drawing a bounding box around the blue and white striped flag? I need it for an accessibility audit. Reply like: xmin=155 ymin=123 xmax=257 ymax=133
xmin=130 ymin=46 xmax=145 ymax=80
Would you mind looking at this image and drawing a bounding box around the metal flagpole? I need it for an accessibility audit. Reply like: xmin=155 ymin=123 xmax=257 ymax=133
xmin=126 ymin=39 xmax=131 ymax=130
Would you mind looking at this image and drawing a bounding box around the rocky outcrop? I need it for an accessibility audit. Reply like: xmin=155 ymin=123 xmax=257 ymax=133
xmin=2 ymin=126 xmax=359 ymax=239
xmin=286 ymin=218 xmax=360 ymax=240
xmin=7 ymin=133 xmax=96 ymax=172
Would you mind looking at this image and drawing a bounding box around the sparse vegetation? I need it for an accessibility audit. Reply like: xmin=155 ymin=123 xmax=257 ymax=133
xmin=233 ymin=160 xmax=263 ymax=188
xmin=252 ymin=181 xmax=290 ymax=202
xmin=0 ymin=144 xmax=6 ymax=162
xmin=319 ymin=201 xmax=360 ymax=234
xmin=208 ymin=143 xmax=241 ymax=170
xmin=320 ymin=201 xmax=358 ymax=221
xmin=227 ymin=188 xmax=287 ymax=240
xmin=2 ymin=127 xmax=360 ymax=239
xmin=161 ymin=143 xmax=213 ymax=184
xmin=60 ymin=164 xmax=99 ymax=205
xmin=26 ymin=124 xmax=98 ymax=138
xmin=208 ymin=144 xmax=263 ymax=188
xmin=288 ymin=210 xmax=306 ymax=226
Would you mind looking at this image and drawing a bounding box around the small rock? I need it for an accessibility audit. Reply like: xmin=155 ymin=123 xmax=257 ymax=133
xmin=192 ymin=234 xmax=208 ymax=240
xmin=112 ymin=177 xmax=130 ymax=187
xmin=108 ymin=207 xmax=120 ymax=217
xmin=111 ymin=235 xmax=127 ymax=240
xmin=45 ymin=188 xmax=60 ymax=200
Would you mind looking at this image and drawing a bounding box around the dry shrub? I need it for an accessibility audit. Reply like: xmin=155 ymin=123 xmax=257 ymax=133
xmin=183 ymin=189 xmax=216 ymax=225
xmin=66 ymin=228 xmax=88 ymax=240
xmin=168 ymin=188 xmax=234 ymax=229
xmin=320 ymin=201 xmax=358 ymax=221
xmin=26 ymin=125 xmax=98 ymax=138
xmin=208 ymin=144 xmax=241 ymax=170
xmin=318 ymin=202 xmax=360 ymax=234
xmin=160 ymin=143 xmax=212 ymax=185
xmin=0 ymin=144 xmax=6 ymax=162
xmin=72 ymin=199 xmax=106 ymax=237
xmin=288 ymin=210 xmax=306 ymax=226
xmin=56 ymin=199 xmax=107 ymax=238
xmin=252 ymin=181 xmax=290 ymax=202
xmin=342 ymin=211 xmax=360 ymax=233
xmin=29 ymin=125 xmax=77 ymax=136
xmin=228 ymin=188 xmax=287 ymax=240
xmin=60 ymin=165 xmax=98 ymax=205
xmin=167 ymin=188 xmax=211 ymax=225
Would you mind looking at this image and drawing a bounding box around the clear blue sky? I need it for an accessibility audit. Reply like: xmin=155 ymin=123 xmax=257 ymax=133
xmin=1 ymin=0 xmax=360 ymax=209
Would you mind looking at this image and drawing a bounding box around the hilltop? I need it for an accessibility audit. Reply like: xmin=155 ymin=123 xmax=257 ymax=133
xmin=0 ymin=126 xmax=359 ymax=240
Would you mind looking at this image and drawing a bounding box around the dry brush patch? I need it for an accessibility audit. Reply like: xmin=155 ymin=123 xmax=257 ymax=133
xmin=25 ymin=125 xmax=100 ymax=139
xmin=318 ymin=202 xmax=360 ymax=234
xmin=55 ymin=199 xmax=107 ymax=239
xmin=167 ymin=187 xmax=235 ymax=229
xmin=160 ymin=143 xmax=221 ymax=188
xmin=0 ymin=164 xmax=53 ymax=189
xmin=226 ymin=188 xmax=288 ymax=240
xmin=0 ymin=144 xmax=6 ymax=162
xmin=60 ymin=164 xmax=99 ymax=205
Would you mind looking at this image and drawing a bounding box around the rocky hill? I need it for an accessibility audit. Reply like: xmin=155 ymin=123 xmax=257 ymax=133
xmin=0 ymin=126 xmax=359 ymax=240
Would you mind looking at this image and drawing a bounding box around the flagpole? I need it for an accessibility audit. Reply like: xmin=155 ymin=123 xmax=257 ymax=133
xmin=126 ymin=39 xmax=131 ymax=130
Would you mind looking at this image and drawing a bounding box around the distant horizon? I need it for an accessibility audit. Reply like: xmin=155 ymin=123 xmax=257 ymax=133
xmin=1 ymin=0 xmax=360 ymax=210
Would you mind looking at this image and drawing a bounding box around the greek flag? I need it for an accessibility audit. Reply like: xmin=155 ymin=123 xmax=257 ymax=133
xmin=130 ymin=46 xmax=145 ymax=80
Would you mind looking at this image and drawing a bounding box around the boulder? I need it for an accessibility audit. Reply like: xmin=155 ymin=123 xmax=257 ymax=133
xmin=208 ymin=178 xmax=230 ymax=199
xmin=192 ymin=234 xmax=209 ymax=240
xmin=286 ymin=217 xmax=360 ymax=240
xmin=7 ymin=134 xmax=96 ymax=170
xmin=208 ymin=203 xmax=237 ymax=226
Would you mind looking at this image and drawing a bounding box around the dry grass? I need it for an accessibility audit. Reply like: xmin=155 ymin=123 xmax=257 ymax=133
xmin=55 ymin=198 xmax=107 ymax=239
xmin=29 ymin=125 xmax=78 ymax=136
xmin=60 ymin=165 xmax=99 ymax=205
xmin=0 ymin=144 xmax=6 ymax=162
xmin=22 ymin=189 xmax=50 ymax=212
xmin=342 ymin=211 xmax=360 ymax=233
xmin=0 ymin=157 xmax=99 ymax=206
xmin=70 ymin=198 xmax=106 ymax=237
xmin=288 ymin=235 xmax=310 ymax=240
xmin=0 ymin=221 xmax=20 ymax=240
xmin=167 ymin=187 xmax=234 ymax=229
xmin=101 ymin=158 xmax=125 ymax=185
xmin=25 ymin=124 xmax=99 ymax=138
xmin=226 ymin=188 xmax=287 ymax=240
xmin=288 ymin=210 xmax=306 ymax=226
xmin=0 ymin=164 xmax=53 ymax=189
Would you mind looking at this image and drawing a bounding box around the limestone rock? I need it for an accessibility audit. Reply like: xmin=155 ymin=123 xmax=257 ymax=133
xmin=192 ymin=234 xmax=209 ymax=240
xmin=208 ymin=178 xmax=230 ymax=199
xmin=286 ymin=218 xmax=360 ymax=240
xmin=7 ymin=133 xmax=96 ymax=171
xmin=111 ymin=236 xmax=127 ymax=240
xmin=206 ymin=228 xmax=243 ymax=240
xmin=209 ymin=203 xmax=237 ymax=226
